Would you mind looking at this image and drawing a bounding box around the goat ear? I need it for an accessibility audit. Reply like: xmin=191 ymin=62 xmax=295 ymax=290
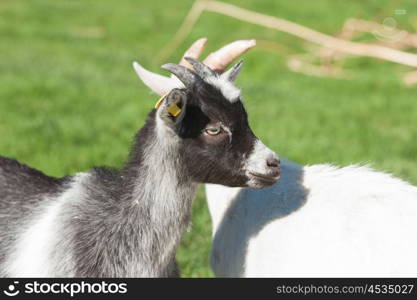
xmin=221 ymin=60 xmax=243 ymax=82
xmin=157 ymin=89 xmax=187 ymax=126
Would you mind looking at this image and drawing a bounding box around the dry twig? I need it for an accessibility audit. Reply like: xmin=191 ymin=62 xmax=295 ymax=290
xmin=157 ymin=1 xmax=417 ymax=84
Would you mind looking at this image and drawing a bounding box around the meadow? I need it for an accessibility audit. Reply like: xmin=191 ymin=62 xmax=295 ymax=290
xmin=0 ymin=0 xmax=416 ymax=277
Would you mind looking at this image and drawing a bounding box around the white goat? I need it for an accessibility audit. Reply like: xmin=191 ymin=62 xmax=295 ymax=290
xmin=135 ymin=38 xmax=417 ymax=277
xmin=206 ymin=161 xmax=417 ymax=277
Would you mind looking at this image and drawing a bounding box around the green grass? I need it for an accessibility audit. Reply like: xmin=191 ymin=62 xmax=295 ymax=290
xmin=1 ymin=0 xmax=416 ymax=277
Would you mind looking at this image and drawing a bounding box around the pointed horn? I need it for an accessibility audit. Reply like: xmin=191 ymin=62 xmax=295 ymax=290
xmin=133 ymin=61 xmax=181 ymax=96
xmin=221 ymin=60 xmax=243 ymax=82
xmin=161 ymin=63 xmax=201 ymax=87
xmin=203 ymin=39 xmax=256 ymax=73
xmin=179 ymin=38 xmax=208 ymax=69
xmin=184 ymin=57 xmax=216 ymax=78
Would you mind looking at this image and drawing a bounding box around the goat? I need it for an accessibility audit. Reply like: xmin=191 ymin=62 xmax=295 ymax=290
xmin=206 ymin=162 xmax=417 ymax=277
xmin=135 ymin=38 xmax=417 ymax=277
xmin=0 ymin=57 xmax=280 ymax=277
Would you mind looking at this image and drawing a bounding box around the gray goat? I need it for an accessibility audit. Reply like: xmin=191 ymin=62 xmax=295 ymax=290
xmin=0 ymin=58 xmax=280 ymax=277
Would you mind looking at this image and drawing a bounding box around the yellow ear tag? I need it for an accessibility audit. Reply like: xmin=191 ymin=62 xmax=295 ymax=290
xmin=167 ymin=101 xmax=182 ymax=117
xmin=154 ymin=93 xmax=182 ymax=117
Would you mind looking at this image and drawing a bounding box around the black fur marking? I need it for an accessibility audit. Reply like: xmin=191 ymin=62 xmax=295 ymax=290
xmin=177 ymin=84 xmax=256 ymax=187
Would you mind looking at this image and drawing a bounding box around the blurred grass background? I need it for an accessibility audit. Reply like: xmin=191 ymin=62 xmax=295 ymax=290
xmin=0 ymin=0 xmax=416 ymax=277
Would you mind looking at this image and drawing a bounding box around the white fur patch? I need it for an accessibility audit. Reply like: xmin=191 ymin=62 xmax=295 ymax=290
xmin=244 ymin=140 xmax=279 ymax=186
xmin=207 ymin=160 xmax=417 ymax=277
xmin=205 ymin=184 xmax=243 ymax=235
xmin=4 ymin=173 xmax=89 ymax=277
xmin=204 ymin=75 xmax=241 ymax=102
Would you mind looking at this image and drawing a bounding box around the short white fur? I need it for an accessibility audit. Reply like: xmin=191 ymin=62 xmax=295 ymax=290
xmin=244 ymin=140 xmax=279 ymax=186
xmin=204 ymin=75 xmax=241 ymax=102
xmin=4 ymin=173 xmax=89 ymax=277
xmin=207 ymin=160 xmax=417 ymax=277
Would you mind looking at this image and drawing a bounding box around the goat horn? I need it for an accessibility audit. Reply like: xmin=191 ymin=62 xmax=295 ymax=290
xmin=133 ymin=39 xmax=255 ymax=96
xmin=221 ymin=60 xmax=243 ymax=82
xmin=179 ymin=38 xmax=208 ymax=69
xmin=161 ymin=63 xmax=201 ymax=87
xmin=203 ymin=40 xmax=256 ymax=73
xmin=184 ymin=57 xmax=216 ymax=78
xmin=133 ymin=61 xmax=181 ymax=96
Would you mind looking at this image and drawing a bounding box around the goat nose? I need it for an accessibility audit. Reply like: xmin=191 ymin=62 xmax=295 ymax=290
xmin=266 ymin=156 xmax=280 ymax=168
xmin=266 ymin=156 xmax=280 ymax=177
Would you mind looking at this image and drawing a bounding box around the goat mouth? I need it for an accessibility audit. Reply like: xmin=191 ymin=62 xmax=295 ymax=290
xmin=248 ymin=172 xmax=280 ymax=185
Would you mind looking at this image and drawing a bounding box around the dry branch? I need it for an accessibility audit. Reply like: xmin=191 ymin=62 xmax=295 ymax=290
xmin=341 ymin=18 xmax=417 ymax=48
xmin=158 ymin=0 xmax=417 ymax=68
xmin=157 ymin=0 xmax=417 ymax=85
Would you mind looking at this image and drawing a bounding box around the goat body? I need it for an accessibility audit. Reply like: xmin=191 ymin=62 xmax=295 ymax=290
xmin=0 ymin=58 xmax=280 ymax=277
xmin=207 ymin=159 xmax=417 ymax=277
xmin=0 ymin=112 xmax=195 ymax=277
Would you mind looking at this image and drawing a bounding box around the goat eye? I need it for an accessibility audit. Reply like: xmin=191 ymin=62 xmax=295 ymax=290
xmin=205 ymin=127 xmax=221 ymax=136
